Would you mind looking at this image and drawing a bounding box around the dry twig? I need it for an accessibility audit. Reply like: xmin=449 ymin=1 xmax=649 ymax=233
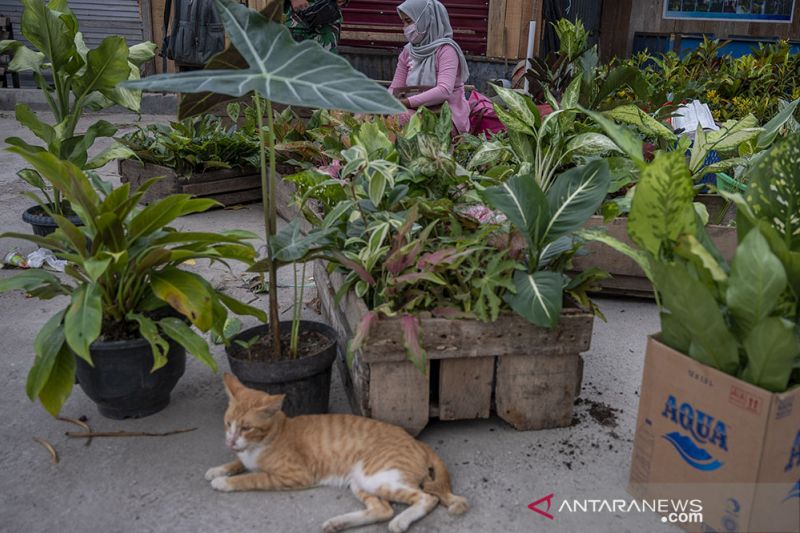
xmin=65 ymin=428 xmax=197 ymax=439
xmin=57 ymin=416 xmax=93 ymax=447
xmin=32 ymin=437 xmax=58 ymax=464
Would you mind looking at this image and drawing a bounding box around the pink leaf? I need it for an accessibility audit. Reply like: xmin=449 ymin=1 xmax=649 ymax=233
xmin=400 ymin=315 xmax=427 ymax=372
xmin=417 ymin=247 xmax=458 ymax=270
xmin=346 ymin=311 xmax=378 ymax=367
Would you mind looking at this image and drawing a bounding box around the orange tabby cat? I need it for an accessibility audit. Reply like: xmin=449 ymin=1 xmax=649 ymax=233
xmin=205 ymin=373 xmax=468 ymax=532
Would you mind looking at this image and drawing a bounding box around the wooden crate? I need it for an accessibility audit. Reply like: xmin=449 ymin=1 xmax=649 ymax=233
xmin=314 ymin=261 xmax=594 ymax=436
xmin=118 ymin=160 xmax=303 ymax=221
xmin=572 ymin=195 xmax=737 ymax=298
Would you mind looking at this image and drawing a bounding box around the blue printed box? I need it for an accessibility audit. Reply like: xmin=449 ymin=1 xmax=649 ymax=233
xmin=629 ymin=337 xmax=800 ymax=533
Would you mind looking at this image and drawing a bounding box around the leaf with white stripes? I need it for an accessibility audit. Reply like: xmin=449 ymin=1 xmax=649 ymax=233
xmin=124 ymin=0 xmax=403 ymax=115
xmin=505 ymin=270 xmax=565 ymax=328
xmin=544 ymin=159 xmax=610 ymax=243
xmin=480 ymin=174 xmax=550 ymax=251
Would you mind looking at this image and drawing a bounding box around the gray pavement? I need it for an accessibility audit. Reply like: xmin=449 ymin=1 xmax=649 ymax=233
xmin=0 ymin=111 xmax=674 ymax=533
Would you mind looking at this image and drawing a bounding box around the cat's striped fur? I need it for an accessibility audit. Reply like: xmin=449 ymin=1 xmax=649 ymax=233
xmin=206 ymin=373 xmax=468 ymax=532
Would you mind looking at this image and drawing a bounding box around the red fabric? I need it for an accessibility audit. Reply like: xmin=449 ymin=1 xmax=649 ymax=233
xmin=467 ymin=91 xmax=503 ymax=135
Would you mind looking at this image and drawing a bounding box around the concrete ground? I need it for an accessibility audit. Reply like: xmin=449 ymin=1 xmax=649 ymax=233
xmin=0 ymin=112 xmax=673 ymax=533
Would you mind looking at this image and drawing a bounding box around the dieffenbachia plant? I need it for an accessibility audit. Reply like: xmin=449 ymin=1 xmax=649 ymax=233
xmin=123 ymin=0 xmax=403 ymax=358
xmin=0 ymin=0 xmax=154 ymax=212
xmin=581 ymin=134 xmax=800 ymax=392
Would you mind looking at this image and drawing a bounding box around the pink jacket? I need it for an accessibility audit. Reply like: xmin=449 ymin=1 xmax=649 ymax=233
xmin=389 ymin=45 xmax=470 ymax=133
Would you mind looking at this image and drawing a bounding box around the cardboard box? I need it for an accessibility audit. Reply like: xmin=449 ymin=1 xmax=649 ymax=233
xmin=629 ymin=337 xmax=800 ymax=533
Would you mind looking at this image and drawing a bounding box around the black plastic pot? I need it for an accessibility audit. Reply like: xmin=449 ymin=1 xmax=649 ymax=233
xmin=22 ymin=204 xmax=82 ymax=237
xmin=226 ymin=321 xmax=337 ymax=417
xmin=75 ymin=337 xmax=186 ymax=419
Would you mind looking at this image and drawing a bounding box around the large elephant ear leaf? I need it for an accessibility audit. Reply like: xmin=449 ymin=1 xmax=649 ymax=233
xmin=544 ymin=159 xmax=610 ymax=243
xmin=628 ymin=151 xmax=696 ymax=256
xmin=504 ymin=271 xmax=564 ymax=328
xmin=127 ymin=0 xmax=403 ymax=115
xmin=177 ymin=0 xmax=284 ymax=119
xmin=744 ymin=133 xmax=800 ymax=249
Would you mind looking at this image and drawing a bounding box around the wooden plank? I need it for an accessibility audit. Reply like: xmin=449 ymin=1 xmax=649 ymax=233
xmin=438 ymin=357 xmax=494 ymax=421
xmin=495 ymin=352 xmax=580 ymax=430
xmin=201 ymin=188 xmax=262 ymax=206
xmin=368 ymin=360 xmax=430 ymax=436
xmin=487 ymin=0 xmax=507 ymax=58
xmin=504 ymin=0 xmax=523 ymax=59
xmin=360 ymin=311 xmax=593 ymax=363
xmin=181 ymin=174 xmax=261 ymax=195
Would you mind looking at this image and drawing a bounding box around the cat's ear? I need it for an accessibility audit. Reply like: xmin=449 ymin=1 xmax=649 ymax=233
xmin=256 ymin=394 xmax=285 ymax=417
xmin=223 ymin=372 xmax=244 ymax=400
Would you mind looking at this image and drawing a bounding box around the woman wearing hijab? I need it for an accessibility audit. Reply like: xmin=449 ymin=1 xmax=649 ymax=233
xmin=389 ymin=0 xmax=471 ymax=133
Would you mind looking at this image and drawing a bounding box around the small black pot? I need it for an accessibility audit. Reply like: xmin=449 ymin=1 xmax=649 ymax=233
xmin=22 ymin=204 xmax=83 ymax=237
xmin=76 ymin=337 xmax=186 ymax=419
xmin=226 ymin=321 xmax=337 ymax=417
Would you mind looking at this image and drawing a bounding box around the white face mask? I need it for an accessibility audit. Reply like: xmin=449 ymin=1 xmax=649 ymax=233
xmin=403 ymin=23 xmax=425 ymax=44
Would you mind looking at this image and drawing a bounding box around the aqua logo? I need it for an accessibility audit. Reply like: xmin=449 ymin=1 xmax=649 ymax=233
xmin=661 ymin=395 xmax=727 ymax=471
xmin=785 ymin=481 xmax=800 ymax=502
xmin=785 ymin=430 xmax=800 ymax=473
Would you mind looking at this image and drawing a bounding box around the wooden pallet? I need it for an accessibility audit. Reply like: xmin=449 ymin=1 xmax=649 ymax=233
xmin=314 ymin=261 xmax=594 ymax=436
xmin=572 ymin=195 xmax=738 ymax=298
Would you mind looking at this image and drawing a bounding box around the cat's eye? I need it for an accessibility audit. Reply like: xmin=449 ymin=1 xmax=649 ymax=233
xmin=240 ymin=425 xmax=251 ymax=432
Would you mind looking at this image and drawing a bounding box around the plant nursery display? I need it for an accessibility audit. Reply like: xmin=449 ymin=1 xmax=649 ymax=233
xmin=0 ymin=151 xmax=265 ymax=418
xmin=124 ymin=0 xmax=404 ymax=416
xmin=0 ymin=0 xmax=155 ymax=234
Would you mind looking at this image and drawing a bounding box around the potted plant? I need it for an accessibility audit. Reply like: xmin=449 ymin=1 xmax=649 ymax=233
xmin=286 ymin=99 xmax=606 ymax=434
xmin=124 ymin=0 xmax=403 ymax=416
xmin=584 ymin=135 xmax=800 ymax=532
xmin=0 ymin=150 xmax=266 ymax=419
xmin=0 ymin=0 xmax=155 ymax=235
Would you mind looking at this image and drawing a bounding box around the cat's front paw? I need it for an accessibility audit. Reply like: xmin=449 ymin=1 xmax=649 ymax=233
xmin=210 ymin=477 xmax=234 ymax=492
xmin=321 ymin=518 xmax=346 ymax=533
xmin=205 ymin=466 xmax=229 ymax=481
xmin=388 ymin=517 xmax=411 ymax=533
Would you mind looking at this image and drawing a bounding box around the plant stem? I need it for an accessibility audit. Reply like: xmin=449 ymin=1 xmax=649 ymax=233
xmin=255 ymin=96 xmax=282 ymax=359
xmin=290 ymin=263 xmax=299 ymax=358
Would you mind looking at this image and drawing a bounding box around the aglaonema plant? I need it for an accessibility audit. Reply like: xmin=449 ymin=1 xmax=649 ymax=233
xmin=581 ymin=134 xmax=800 ymax=392
xmin=0 ymin=0 xmax=155 ymax=212
xmin=124 ymin=0 xmax=403 ymax=359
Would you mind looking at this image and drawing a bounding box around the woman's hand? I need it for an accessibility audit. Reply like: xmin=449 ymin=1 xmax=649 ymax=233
xmin=400 ymin=98 xmax=411 ymax=108
xmin=291 ymin=0 xmax=310 ymax=10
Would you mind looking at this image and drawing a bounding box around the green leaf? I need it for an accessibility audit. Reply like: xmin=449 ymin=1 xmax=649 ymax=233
xmin=20 ymin=0 xmax=75 ymax=72
xmin=158 ymin=317 xmax=217 ymax=371
xmin=38 ymin=344 xmax=75 ymax=416
xmin=150 ymin=269 xmax=214 ymax=331
xmin=73 ymin=35 xmax=130 ymax=98
xmin=216 ymin=291 xmax=267 ymax=322
xmin=262 ymin=221 xmax=334 ymax=266
xmin=653 ymin=262 xmax=739 ymax=375
xmin=26 ymin=309 xmax=67 ymax=400
xmin=577 ymin=228 xmax=654 ymax=281
xmin=544 ymin=160 xmax=611 ymax=243
xmin=0 ymin=269 xmax=69 ymax=295
xmin=15 ymin=103 xmax=55 ymax=145
xmin=726 ymin=228 xmax=787 ymax=333
xmin=127 ymin=41 xmax=157 ymax=66
xmin=757 ymin=98 xmax=799 ymax=150
xmin=0 ymin=41 xmax=45 ymax=72
xmin=481 ymin=174 xmax=550 ymax=252
xmin=17 ymin=169 xmax=47 ymax=189
xmin=82 ymin=256 xmax=112 ymax=282
xmin=85 ymin=141 xmax=135 ymax=170
xmin=744 ymin=133 xmax=800 ymax=249
xmin=565 ymin=132 xmax=622 ymax=157
xmin=675 ymin=235 xmax=727 ymax=283
xmin=128 ymin=312 xmax=170 ymax=371
xmin=467 ymin=140 xmax=511 ymax=169
xmin=740 ymin=318 xmax=800 ymax=392
xmin=704 ymin=114 xmax=761 ymax=153
xmin=64 ymin=283 xmax=102 ymax=363
xmin=580 ymin=106 xmax=644 ymax=162
xmin=505 ymin=270 xmax=564 ymax=328
xmin=604 ymin=104 xmax=676 ymax=141
xmin=492 ymin=85 xmax=540 ymax=130
xmin=128 ymin=195 xmax=218 ymax=242
xmin=628 ymin=151 xmax=696 ymax=255
xmin=124 ymin=0 xmax=402 ymax=115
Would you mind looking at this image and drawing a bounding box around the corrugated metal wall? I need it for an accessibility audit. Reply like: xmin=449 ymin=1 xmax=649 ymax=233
xmin=340 ymin=0 xmax=490 ymax=55
xmin=0 ymin=0 xmax=145 ymax=47
xmin=0 ymin=0 xmax=145 ymax=86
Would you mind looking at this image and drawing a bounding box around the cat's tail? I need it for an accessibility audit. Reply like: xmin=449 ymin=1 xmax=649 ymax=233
xmin=421 ymin=444 xmax=469 ymax=515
